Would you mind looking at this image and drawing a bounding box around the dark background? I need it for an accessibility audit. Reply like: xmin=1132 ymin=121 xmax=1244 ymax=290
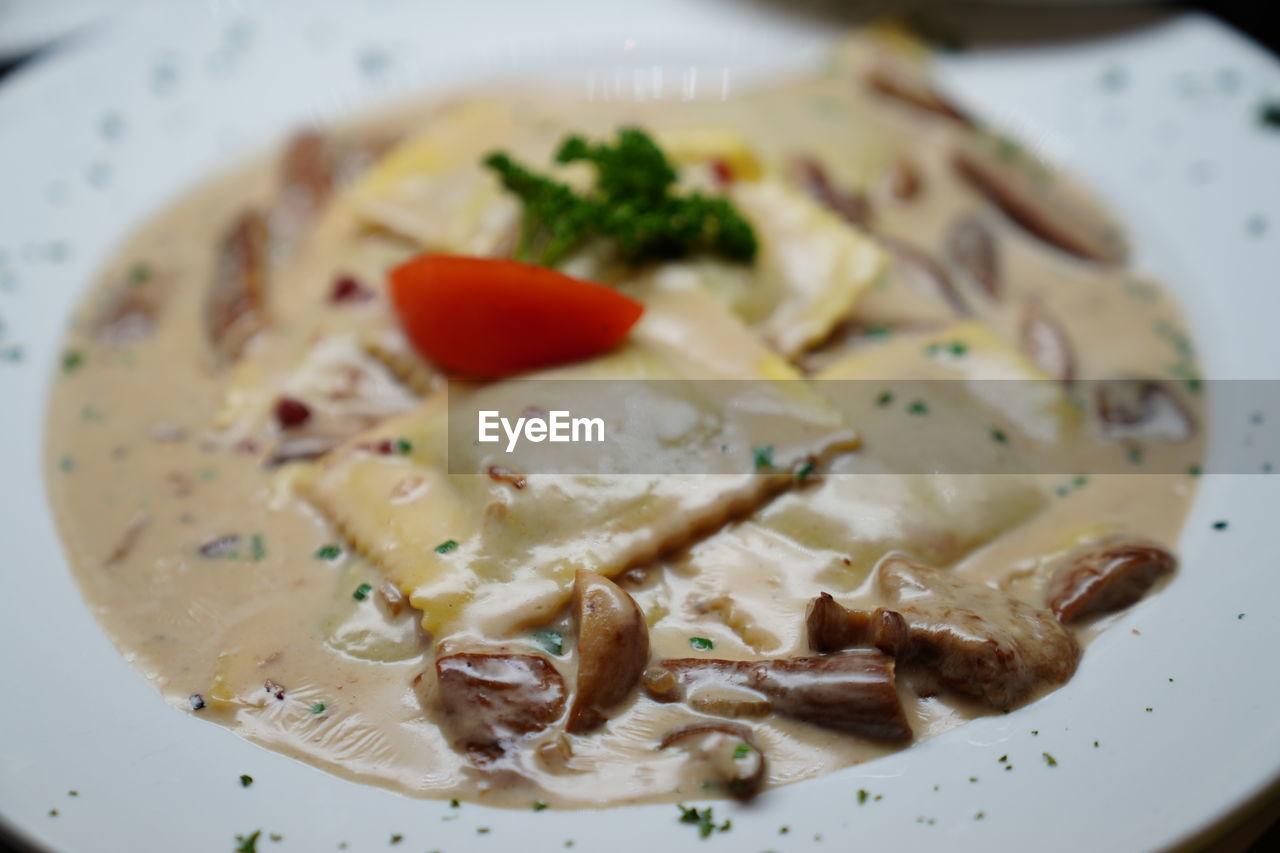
xmin=0 ymin=1 xmax=1275 ymax=851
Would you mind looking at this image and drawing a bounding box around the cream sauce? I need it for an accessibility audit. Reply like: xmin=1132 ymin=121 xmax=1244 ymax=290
xmin=46 ymin=36 xmax=1202 ymax=809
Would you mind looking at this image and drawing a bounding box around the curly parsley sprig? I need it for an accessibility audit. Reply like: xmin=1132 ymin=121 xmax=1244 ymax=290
xmin=483 ymin=128 xmax=757 ymax=268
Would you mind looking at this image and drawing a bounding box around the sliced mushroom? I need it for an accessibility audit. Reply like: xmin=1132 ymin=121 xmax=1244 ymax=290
xmin=263 ymin=433 xmax=338 ymax=468
xmin=646 ymin=653 xmax=911 ymax=741
xmin=435 ymin=652 xmax=566 ymax=764
xmin=1020 ymin=299 xmax=1076 ymax=384
xmin=567 ymin=569 xmax=649 ymax=734
xmin=658 ymin=723 xmax=766 ymax=800
xmin=878 ymin=235 xmax=969 ymax=316
xmin=91 ymin=264 xmax=168 ymax=346
xmin=1094 ymin=379 xmax=1195 ymax=442
xmin=866 ymin=62 xmax=970 ymax=125
xmin=953 ymin=140 xmax=1127 ymax=265
xmin=1047 ymin=538 xmax=1176 ymax=624
xmin=807 ymin=556 xmax=1080 ymax=709
xmin=270 ymin=130 xmax=338 ymax=249
xmin=205 ymin=209 xmax=270 ymax=362
xmin=945 ymin=215 xmax=999 ymax=299
xmin=885 ymin=158 xmax=923 ymax=202
xmin=807 ymin=593 xmax=907 ymax=656
xmin=790 ymin=155 xmax=872 ymax=229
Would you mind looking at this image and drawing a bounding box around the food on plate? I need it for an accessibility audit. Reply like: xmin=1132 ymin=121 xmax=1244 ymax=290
xmin=46 ymin=30 xmax=1203 ymax=808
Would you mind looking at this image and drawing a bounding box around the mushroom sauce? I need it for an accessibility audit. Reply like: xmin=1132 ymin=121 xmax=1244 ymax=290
xmin=46 ymin=34 xmax=1203 ymax=808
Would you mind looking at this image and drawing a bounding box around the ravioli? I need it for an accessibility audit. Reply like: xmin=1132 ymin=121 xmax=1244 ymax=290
xmin=302 ymin=288 xmax=858 ymax=637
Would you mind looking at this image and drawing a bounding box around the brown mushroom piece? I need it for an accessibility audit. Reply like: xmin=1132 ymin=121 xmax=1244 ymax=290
xmin=646 ymin=652 xmax=911 ymax=741
xmin=567 ymin=569 xmax=649 ymax=734
xmin=1020 ymin=298 xmax=1076 ymax=384
xmin=270 ymin=130 xmax=338 ymax=248
xmin=1047 ymin=537 xmax=1177 ymax=624
xmin=205 ymin=209 xmax=270 ymax=362
xmin=878 ymin=235 xmax=970 ymax=316
xmin=953 ymin=136 xmax=1127 ymax=265
xmin=790 ymin=155 xmax=872 ymax=229
xmin=866 ymin=62 xmax=970 ymax=125
xmin=807 ymin=556 xmax=1081 ymax=710
xmin=91 ymin=263 xmax=169 ymax=346
xmin=435 ymin=652 xmax=566 ymax=764
xmin=1094 ymin=378 xmax=1195 ymax=443
xmin=658 ymin=723 xmax=766 ymax=800
xmin=945 ymin=215 xmax=999 ymax=299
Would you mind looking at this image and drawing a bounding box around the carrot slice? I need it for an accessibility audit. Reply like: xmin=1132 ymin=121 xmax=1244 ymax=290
xmin=388 ymin=255 xmax=644 ymax=379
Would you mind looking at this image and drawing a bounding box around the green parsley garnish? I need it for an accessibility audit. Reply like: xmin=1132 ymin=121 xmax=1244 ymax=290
xmin=732 ymin=742 xmax=752 ymax=760
xmin=876 ymin=390 xmax=894 ymax=407
xmin=235 ymin=830 xmax=261 ymax=853
xmin=1042 ymin=752 xmax=1058 ymax=767
xmin=310 ymin=702 xmax=327 ymax=715
xmin=352 ymin=583 xmax=373 ymax=601
xmin=990 ymin=427 xmax=1008 ymax=444
xmin=752 ymin=445 xmax=774 ymax=471
xmin=250 ymin=534 xmax=266 ymax=561
xmin=689 ymin=636 xmax=714 ymax=651
xmin=434 ymin=539 xmax=459 ymax=554
xmin=857 ymin=789 xmax=868 ymax=805
xmin=532 ymin=629 xmax=564 ymax=655
xmin=128 ymin=262 xmax=152 ymax=286
xmin=239 ymin=774 xmax=253 ymax=788
xmin=795 ymin=460 xmax=815 ymax=481
xmin=314 ymin=544 xmax=342 ymax=560
xmin=62 ymin=350 xmax=85 ymax=374
xmin=390 ymin=834 xmax=403 ymax=845
xmin=394 ymin=437 xmax=413 ymax=455
xmin=676 ymin=804 xmax=720 ymax=839
xmin=532 ymin=801 xmax=548 ymax=812
xmin=485 ymin=128 xmax=757 ymax=268
xmin=450 ymin=799 xmax=460 ymax=808
xmin=907 ymin=400 xmax=929 ymax=416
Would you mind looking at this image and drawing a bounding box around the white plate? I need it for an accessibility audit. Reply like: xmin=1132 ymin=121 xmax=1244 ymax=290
xmin=2 ymin=1 xmax=1279 ymax=851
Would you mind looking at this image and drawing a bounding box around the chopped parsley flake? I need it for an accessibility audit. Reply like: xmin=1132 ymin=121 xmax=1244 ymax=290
xmin=1042 ymin=752 xmax=1057 ymax=767
xmin=59 ymin=456 xmax=75 ymax=473
xmin=390 ymin=834 xmax=403 ymax=845
xmin=128 ymin=262 xmax=153 ymax=286
xmin=310 ymin=702 xmax=327 ymax=715
xmin=857 ymin=789 xmax=868 ymax=805
xmin=907 ymin=400 xmax=929 ymax=416
xmin=250 ymin=534 xmax=266 ymax=561
xmin=352 ymin=583 xmax=373 ymax=601
xmin=434 ymin=539 xmax=459 ymax=554
xmin=795 ymin=460 xmax=816 ymax=481
xmin=733 ymin=742 xmax=752 ymax=760
xmin=394 ymin=437 xmax=413 ymax=455
xmin=1213 ymin=520 xmax=1228 ymax=530
xmin=314 ymin=544 xmax=342 ymax=560
xmin=1187 ymin=464 xmax=1202 ymax=477
xmin=689 ymin=636 xmax=714 ymax=651
xmin=269 ymin=834 xmax=282 ymax=843
xmin=990 ymin=427 xmax=1008 ymax=444
xmin=235 ymin=830 xmax=261 ymax=853
xmin=532 ymin=629 xmax=564 ymax=655
xmin=676 ymin=804 xmax=721 ymax=838
xmin=62 ymin=350 xmax=85 ymax=374
xmin=876 ymin=390 xmax=894 ymax=407
xmin=450 ymin=799 xmax=460 ymax=808
xmin=532 ymin=801 xmax=549 ymax=811
xmin=239 ymin=774 xmax=253 ymax=788
xmin=752 ymin=444 xmax=774 ymax=471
